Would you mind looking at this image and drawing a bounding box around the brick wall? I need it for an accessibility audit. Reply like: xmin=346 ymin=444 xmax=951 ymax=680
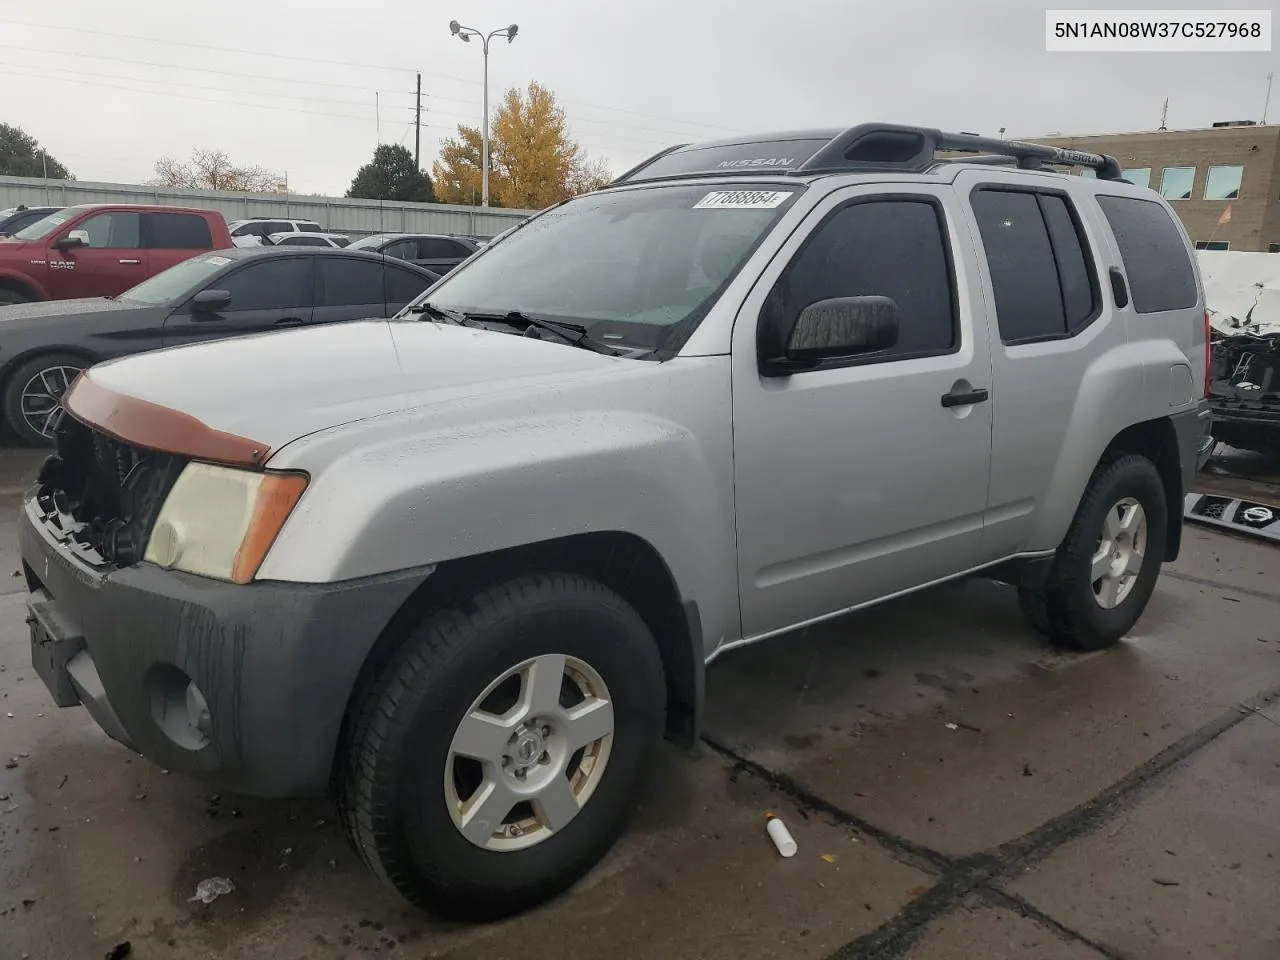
xmin=1037 ymin=126 xmax=1280 ymax=252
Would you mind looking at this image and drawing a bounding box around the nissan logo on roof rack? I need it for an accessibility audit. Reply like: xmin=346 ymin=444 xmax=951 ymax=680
xmin=716 ymin=158 xmax=797 ymax=168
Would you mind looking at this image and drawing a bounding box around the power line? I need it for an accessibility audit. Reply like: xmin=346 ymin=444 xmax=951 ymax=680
xmin=2 ymin=18 xmax=748 ymax=137
xmin=0 ymin=42 xmax=401 ymax=95
xmin=0 ymin=18 xmax=421 ymax=77
xmin=0 ymin=67 xmax=414 ymax=125
xmin=3 ymin=57 xmax=410 ymax=111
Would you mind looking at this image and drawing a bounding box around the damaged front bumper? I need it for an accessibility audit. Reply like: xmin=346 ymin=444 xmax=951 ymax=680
xmin=1207 ymin=331 xmax=1280 ymax=455
xmin=19 ymin=488 xmax=434 ymax=797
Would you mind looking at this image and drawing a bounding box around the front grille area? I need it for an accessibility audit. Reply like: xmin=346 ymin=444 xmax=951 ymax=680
xmin=31 ymin=415 xmax=188 ymax=567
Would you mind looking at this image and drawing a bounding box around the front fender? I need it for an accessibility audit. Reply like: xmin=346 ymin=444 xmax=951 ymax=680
xmin=0 ymin=267 xmax=46 ymax=300
xmin=259 ymin=405 xmax=738 ymax=653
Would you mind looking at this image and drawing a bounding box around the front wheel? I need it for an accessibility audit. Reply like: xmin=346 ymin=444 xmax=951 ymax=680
xmin=336 ymin=573 xmax=665 ymax=919
xmin=1020 ymin=454 xmax=1168 ymax=651
xmin=2 ymin=353 xmax=85 ymax=446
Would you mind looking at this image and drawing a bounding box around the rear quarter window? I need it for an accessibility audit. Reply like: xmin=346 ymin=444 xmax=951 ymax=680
xmin=146 ymin=213 xmax=214 ymax=250
xmin=1095 ymin=195 xmax=1197 ymax=313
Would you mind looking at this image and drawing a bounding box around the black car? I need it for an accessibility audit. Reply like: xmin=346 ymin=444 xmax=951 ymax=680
xmin=0 ymin=205 xmax=62 ymax=237
xmin=347 ymin=233 xmax=480 ymax=274
xmin=0 ymin=247 xmax=440 ymax=445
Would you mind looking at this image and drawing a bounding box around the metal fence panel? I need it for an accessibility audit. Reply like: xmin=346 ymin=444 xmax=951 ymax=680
xmin=0 ymin=175 xmax=537 ymax=238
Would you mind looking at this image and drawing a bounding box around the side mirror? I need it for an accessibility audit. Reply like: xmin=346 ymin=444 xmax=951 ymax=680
xmin=190 ymin=289 xmax=232 ymax=314
xmin=766 ymin=296 xmax=899 ymax=374
xmin=53 ymin=230 xmax=89 ymax=251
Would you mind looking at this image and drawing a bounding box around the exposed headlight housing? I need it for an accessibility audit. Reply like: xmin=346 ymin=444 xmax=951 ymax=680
xmin=144 ymin=463 xmax=308 ymax=583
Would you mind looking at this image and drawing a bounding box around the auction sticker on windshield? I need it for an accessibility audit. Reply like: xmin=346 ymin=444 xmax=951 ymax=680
xmin=694 ymin=190 xmax=792 ymax=210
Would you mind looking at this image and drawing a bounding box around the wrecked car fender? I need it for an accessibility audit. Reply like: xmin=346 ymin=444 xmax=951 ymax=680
xmin=258 ymin=359 xmax=739 ymax=658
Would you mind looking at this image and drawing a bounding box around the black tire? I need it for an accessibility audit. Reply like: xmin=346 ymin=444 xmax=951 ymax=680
xmin=336 ymin=572 xmax=665 ymax=920
xmin=0 ymin=288 xmax=31 ymax=306
xmin=1021 ymin=454 xmax=1168 ymax=651
xmin=1 ymin=353 xmax=85 ymax=446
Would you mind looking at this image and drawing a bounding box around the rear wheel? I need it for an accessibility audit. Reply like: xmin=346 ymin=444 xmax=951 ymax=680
xmin=0 ymin=288 xmax=31 ymax=306
xmin=1020 ymin=454 xmax=1168 ymax=651
xmin=2 ymin=353 xmax=84 ymax=446
xmin=336 ymin=572 xmax=665 ymax=919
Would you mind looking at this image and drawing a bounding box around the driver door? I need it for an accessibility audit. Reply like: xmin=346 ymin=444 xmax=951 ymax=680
xmin=47 ymin=211 xmax=149 ymax=299
xmin=163 ymin=256 xmax=314 ymax=347
xmin=731 ymin=185 xmax=996 ymax=639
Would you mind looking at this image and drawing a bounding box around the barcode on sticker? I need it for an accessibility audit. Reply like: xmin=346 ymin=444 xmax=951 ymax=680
xmin=694 ymin=190 xmax=791 ymax=210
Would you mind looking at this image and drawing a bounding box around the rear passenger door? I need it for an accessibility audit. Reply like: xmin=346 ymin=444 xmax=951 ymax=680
xmin=732 ymin=185 xmax=995 ymax=639
xmin=144 ymin=212 xmax=215 ymax=274
xmin=163 ymin=256 xmax=314 ymax=347
xmin=313 ymin=256 xmax=389 ymax=323
xmin=955 ymin=170 xmax=1125 ymax=557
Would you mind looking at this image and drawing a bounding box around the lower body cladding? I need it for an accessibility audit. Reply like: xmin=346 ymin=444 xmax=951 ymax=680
xmin=19 ymin=493 xmax=432 ymax=798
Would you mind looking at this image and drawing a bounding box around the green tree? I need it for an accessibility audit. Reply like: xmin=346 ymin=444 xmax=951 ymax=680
xmin=346 ymin=144 xmax=436 ymax=202
xmin=0 ymin=123 xmax=73 ymax=179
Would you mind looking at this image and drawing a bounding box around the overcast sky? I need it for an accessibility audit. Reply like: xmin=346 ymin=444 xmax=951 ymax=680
xmin=2 ymin=0 xmax=1274 ymax=197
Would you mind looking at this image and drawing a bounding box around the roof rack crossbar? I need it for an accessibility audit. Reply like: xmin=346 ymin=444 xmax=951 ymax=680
xmin=793 ymin=123 xmax=1123 ymax=179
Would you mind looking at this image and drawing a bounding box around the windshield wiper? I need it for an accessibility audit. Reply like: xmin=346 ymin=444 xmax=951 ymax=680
xmin=463 ymin=310 xmax=620 ymax=355
xmin=406 ymin=301 xmax=476 ymax=326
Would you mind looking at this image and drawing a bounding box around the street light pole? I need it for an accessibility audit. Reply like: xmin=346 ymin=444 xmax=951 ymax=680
xmin=450 ymin=19 xmax=518 ymax=208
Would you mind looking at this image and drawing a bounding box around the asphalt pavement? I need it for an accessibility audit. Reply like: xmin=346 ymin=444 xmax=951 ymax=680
xmin=1 ymin=443 xmax=1278 ymax=960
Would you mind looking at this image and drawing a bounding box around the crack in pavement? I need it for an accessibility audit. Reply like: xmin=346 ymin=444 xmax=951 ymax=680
xmin=978 ymin=888 xmax=1129 ymax=960
xmin=1163 ymin=570 xmax=1280 ymax=605
xmin=703 ymin=682 xmax=1280 ymax=960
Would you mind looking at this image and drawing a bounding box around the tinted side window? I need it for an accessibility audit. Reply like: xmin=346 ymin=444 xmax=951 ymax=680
xmin=321 ymin=257 xmax=385 ymax=306
xmin=971 ymin=190 xmax=1065 ymax=342
xmin=761 ymin=198 xmax=955 ymax=361
xmin=420 ymin=238 xmax=466 ymax=259
xmin=383 ymin=239 xmax=419 ymax=260
xmin=217 ymin=258 xmax=312 ymax=311
xmin=78 ymin=212 xmax=141 ymax=249
xmin=265 ymin=221 xmax=292 ymax=234
xmin=298 ymin=223 xmax=323 ymax=233
xmin=279 ymin=236 xmax=328 ymax=247
xmin=146 ymin=213 xmax=213 ymax=250
xmin=1038 ymin=195 xmax=1096 ymax=331
xmin=387 ymin=266 xmax=431 ymax=304
xmin=1096 ymin=195 xmax=1197 ymax=313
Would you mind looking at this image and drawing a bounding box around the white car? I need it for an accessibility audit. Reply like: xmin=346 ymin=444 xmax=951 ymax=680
xmin=267 ymin=231 xmax=350 ymax=248
xmin=229 ymin=218 xmax=325 ymax=247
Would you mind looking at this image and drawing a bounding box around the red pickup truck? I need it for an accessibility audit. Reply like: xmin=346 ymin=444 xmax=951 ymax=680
xmin=0 ymin=204 xmax=233 ymax=304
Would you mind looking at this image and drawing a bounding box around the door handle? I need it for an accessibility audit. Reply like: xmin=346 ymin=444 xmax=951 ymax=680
xmin=118 ymin=258 xmax=142 ymax=265
xmin=941 ymin=387 xmax=989 ymax=408
xmin=274 ymin=317 xmax=304 ymax=326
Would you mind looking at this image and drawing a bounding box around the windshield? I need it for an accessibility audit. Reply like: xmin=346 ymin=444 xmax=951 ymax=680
xmin=412 ymin=183 xmax=799 ymax=351
xmin=14 ymin=211 xmax=72 ymax=241
xmin=119 ymin=254 xmax=232 ymax=304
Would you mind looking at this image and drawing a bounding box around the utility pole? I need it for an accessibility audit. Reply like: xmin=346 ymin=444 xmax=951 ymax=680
xmin=450 ymin=20 xmax=518 ymax=207
xmin=1159 ymin=98 xmax=1169 ymax=131
xmin=414 ymin=72 xmax=423 ymax=169
xmin=1263 ymin=72 xmax=1274 ymax=125
xmin=376 ymin=92 xmax=381 ymax=145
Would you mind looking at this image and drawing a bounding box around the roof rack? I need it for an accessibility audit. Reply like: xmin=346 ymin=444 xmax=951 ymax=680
xmin=610 ymin=123 xmax=1124 ymax=184
xmin=795 ymin=124 xmax=1124 ymax=178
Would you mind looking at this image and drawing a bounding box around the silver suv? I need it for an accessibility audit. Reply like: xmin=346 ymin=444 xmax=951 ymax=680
xmin=19 ymin=123 xmax=1212 ymax=918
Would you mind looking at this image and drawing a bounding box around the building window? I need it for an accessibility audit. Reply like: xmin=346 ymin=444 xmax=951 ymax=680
xmin=1204 ymin=165 xmax=1244 ymax=200
xmin=1122 ymin=168 xmax=1152 ymax=189
xmin=1159 ymin=166 xmax=1195 ymax=200
xmin=1194 ymin=240 xmax=1230 ymax=251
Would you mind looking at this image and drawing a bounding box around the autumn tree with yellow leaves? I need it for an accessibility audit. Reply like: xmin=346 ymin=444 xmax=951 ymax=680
xmin=432 ymin=82 xmax=612 ymax=208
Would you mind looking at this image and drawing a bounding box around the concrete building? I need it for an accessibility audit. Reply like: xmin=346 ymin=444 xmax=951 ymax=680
xmin=1035 ymin=123 xmax=1280 ymax=253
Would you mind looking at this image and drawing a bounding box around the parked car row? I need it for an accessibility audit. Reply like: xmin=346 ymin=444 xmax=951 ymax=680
xmin=0 ymin=245 xmax=442 ymax=443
